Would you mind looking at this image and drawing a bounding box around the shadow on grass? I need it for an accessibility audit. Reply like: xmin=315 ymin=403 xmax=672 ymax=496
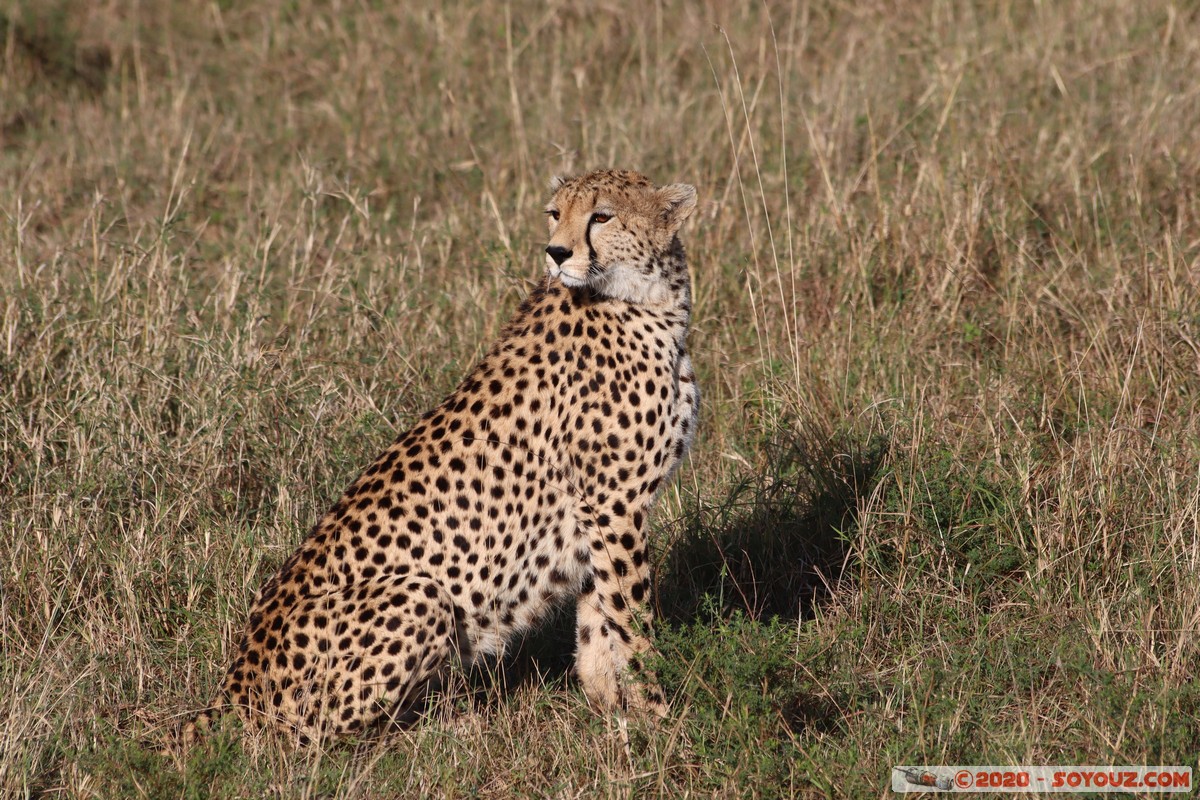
xmin=648 ymin=421 xmax=885 ymax=742
xmin=492 ymin=421 xmax=887 ymax=703
xmin=658 ymin=422 xmax=887 ymax=625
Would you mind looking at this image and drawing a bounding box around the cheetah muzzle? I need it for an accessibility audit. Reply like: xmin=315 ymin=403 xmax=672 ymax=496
xmin=181 ymin=169 xmax=700 ymax=744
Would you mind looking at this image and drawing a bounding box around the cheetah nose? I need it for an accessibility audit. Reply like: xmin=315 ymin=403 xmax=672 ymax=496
xmin=546 ymin=245 xmax=573 ymax=266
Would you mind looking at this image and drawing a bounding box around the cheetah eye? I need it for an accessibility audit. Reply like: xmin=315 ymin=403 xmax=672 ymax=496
xmin=546 ymin=210 xmax=560 ymax=221
xmin=591 ymin=213 xmax=612 ymax=225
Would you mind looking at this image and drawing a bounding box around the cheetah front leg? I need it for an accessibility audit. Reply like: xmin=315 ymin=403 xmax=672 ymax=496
xmin=574 ymin=511 xmax=667 ymax=718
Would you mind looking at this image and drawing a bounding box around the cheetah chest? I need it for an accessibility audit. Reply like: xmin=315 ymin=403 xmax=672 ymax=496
xmin=447 ymin=290 xmax=696 ymax=655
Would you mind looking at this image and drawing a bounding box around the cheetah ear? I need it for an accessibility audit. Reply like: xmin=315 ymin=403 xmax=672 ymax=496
xmin=549 ymin=174 xmax=570 ymax=192
xmin=657 ymin=183 xmax=697 ymax=233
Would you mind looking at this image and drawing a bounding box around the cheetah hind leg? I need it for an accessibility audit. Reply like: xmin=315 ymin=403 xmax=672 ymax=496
xmin=153 ymin=704 xmax=229 ymax=762
xmin=275 ymin=573 xmax=465 ymax=742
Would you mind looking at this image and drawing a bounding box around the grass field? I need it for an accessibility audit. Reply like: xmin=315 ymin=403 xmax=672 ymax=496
xmin=2 ymin=0 xmax=1199 ymax=797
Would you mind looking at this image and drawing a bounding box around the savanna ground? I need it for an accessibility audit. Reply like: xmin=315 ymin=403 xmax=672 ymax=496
xmin=2 ymin=0 xmax=1199 ymax=797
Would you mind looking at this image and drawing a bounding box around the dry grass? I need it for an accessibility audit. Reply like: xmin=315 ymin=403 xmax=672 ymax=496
xmin=2 ymin=0 xmax=1199 ymax=797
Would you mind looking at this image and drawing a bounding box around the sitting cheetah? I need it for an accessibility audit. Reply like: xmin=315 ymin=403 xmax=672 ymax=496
xmin=184 ymin=169 xmax=699 ymax=743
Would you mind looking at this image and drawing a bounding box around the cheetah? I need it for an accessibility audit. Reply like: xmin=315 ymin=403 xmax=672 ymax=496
xmin=183 ymin=169 xmax=700 ymax=743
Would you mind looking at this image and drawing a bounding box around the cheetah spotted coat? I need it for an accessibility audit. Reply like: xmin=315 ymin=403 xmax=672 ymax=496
xmin=184 ymin=169 xmax=699 ymax=742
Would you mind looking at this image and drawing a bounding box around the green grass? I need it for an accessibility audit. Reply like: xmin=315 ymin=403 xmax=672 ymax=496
xmin=3 ymin=0 xmax=1200 ymax=797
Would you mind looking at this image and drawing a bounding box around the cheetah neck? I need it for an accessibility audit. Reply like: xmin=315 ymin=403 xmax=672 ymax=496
xmin=584 ymin=240 xmax=691 ymax=312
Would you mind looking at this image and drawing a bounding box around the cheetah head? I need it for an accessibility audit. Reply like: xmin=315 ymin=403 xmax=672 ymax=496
xmin=544 ymin=169 xmax=697 ymax=305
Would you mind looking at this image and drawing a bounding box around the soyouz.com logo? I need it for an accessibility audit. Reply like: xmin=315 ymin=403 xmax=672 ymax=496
xmin=892 ymin=766 xmax=1192 ymax=793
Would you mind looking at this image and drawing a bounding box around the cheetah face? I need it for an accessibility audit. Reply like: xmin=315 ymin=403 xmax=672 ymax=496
xmin=544 ymin=170 xmax=696 ymax=304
